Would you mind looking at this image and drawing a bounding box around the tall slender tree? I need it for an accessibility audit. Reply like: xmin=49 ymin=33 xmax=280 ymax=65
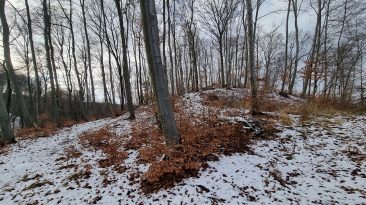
xmin=0 ymin=0 xmax=33 ymax=127
xmin=42 ymin=0 xmax=59 ymax=123
xmin=114 ymin=0 xmax=135 ymax=119
xmin=201 ymin=0 xmax=239 ymax=87
xmin=245 ymin=0 xmax=259 ymax=115
xmin=25 ymin=0 xmax=41 ymax=116
xmin=289 ymin=0 xmax=300 ymax=94
xmin=140 ymin=0 xmax=180 ymax=145
xmin=281 ymin=0 xmax=291 ymax=93
xmin=80 ymin=0 xmax=96 ymax=115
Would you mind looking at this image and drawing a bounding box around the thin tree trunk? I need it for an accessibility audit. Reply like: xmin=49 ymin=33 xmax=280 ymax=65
xmin=301 ymin=0 xmax=322 ymax=97
xmin=281 ymin=0 xmax=291 ymax=93
xmin=47 ymin=3 xmax=62 ymax=115
xmin=99 ymin=32 xmax=110 ymax=114
xmin=322 ymin=0 xmax=330 ymax=97
xmin=25 ymin=0 xmax=41 ymax=117
xmin=167 ymin=0 xmax=175 ymax=95
xmin=162 ymin=0 xmax=167 ymax=74
xmin=114 ymin=0 xmax=135 ymax=119
xmin=219 ymin=36 xmax=225 ymax=87
xmin=100 ymin=0 xmax=116 ymax=113
xmin=80 ymin=0 xmax=96 ymax=115
xmin=245 ymin=0 xmax=259 ymax=115
xmin=289 ymin=0 xmax=300 ymax=94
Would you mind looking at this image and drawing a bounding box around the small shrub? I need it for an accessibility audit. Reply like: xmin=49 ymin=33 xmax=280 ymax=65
xmin=293 ymin=103 xmax=312 ymax=124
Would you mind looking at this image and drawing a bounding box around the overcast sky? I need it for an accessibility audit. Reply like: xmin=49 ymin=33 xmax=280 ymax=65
xmin=260 ymin=0 xmax=316 ymax=33
xmin=1 ymin=0 xmax=317 ymax=64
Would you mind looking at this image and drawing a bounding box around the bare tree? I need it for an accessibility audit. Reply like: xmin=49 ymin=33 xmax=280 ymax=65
xmin=114 ymin=0 xmax=135 ymax=119
xmin=259 ymin=25 xmax=283 ymax=89
xmin=140 ymin=0 xmax=180 ymax=145
xmin=281 ymin=0 xmax=291 ymax=93
xmin=301 ymin=0 xmax=324 ymax=97
xmin=245 ymin=0 xmax=259 ymax=114
xmin=42 ymin=0 xmax=59 ymax=123
xmin=0 ymin=0 xmax=33 ymax=127
xmin=80 ymin=0 xmax=96 ymax=115
xmin=24 ymin=0 xmax=41 ymax=116
xmin=201 ymin=0 xmax=239 ymax=87
xmin=289 ymin=0 xmax=302 ymax=94
xmin=180 ymin=0 xmax=199 ymax=92
xmin=58 ymin=0 xmax=86 ymax=120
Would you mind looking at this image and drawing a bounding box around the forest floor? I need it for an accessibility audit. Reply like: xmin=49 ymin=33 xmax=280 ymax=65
xmin=0 ymin=88 xmax=365 ymax=204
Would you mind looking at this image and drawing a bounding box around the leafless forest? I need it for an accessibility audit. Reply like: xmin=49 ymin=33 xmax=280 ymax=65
xmin=0 ymin=0 xmax=366 ymax=204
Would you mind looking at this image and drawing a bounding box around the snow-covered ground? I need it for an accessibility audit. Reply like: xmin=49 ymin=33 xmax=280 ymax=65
xmin=0 ymin=89 xmax=365 ymax=204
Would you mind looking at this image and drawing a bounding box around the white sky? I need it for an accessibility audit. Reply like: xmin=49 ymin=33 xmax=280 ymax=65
xmin=1 ymin=0 xmax=317 ymax=64
xmin=260 ymin=0 xmax=316 ymax=33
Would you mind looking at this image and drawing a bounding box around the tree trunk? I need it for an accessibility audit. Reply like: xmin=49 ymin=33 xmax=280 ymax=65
xmin=140 ymin=0 xmax=180 ymax=145
xmin=99 ymin=31 xmax=110 ymax=114
xmin=0 ymin=0 xmax=33 ymax=127
xmin=100 ymin=0 xmax=116 ymax=113
xmin=219 ymin=36 xmax=225 ymax=87
xmin=289 ymin=0 xmax=300 ymax=94
xmin=3 ymin=66 xmax=12 ymax=113
xmin=162 ymin=0 xmax=167 ymax=74
xmin=25 ymin=0 xmax=41 ymax=116
xmin=281 ymin=0 xmax=291 ymax=93
xmin=47 ymin=3 xmax=62 ymax=114
xmin=245 ymin=0 xmax=259 ymax=115
xmin=64 ymin=0 xmax=85 ymax=119
xmin=336 ymin=0 xmax=348 ymax=101
xmin=0 ymin=90 xmax=15 ymax=143
xmin=80 ymin=0 xmax=96 ymax=115
xmin=301 ymin=0 xmax=322 ymax=97
xmin=42 ymin=0 xmax=59 ymax=124
xmin=322 ymin=0 xmax=331 ymax=97
xmin=167 ymin=0 xmax=175 ymax=95
xmin=361 ymin=51 xmax=364 ymax=107
xmin=114 ymin=0 xmax=135 ymax=119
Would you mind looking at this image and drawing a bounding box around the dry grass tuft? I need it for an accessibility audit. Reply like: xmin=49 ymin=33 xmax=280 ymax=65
xmin=279 ymin=112 xmax=292 ymax=126
xmin=294 ymin=96 xmax=358 ymax=120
